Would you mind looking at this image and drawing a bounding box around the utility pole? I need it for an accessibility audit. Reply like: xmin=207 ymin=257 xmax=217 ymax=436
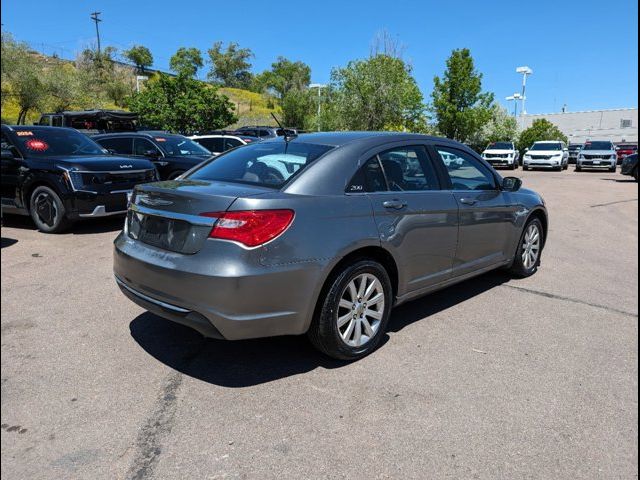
xmin=90 ymin=11 xmax=102 ymax=55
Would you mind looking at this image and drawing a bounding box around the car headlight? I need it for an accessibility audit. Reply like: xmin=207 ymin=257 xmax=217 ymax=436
xmin=610 ymin=154 xmax=617 ymax=160
xmin=524 ymin=154 xmax=531 ymax=160
xmin=578 ymin=154 xmax=585 ymax=160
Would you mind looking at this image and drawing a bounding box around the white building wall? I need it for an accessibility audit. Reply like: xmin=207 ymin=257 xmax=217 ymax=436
xmin=519 ymin=108 xmax=638 ymax=144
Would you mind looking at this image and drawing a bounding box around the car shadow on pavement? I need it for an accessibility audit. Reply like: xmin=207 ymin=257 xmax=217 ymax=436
xmin=1 ymin=237 xmax=18 ymax=248
xmin=1 ymin=214 xmax=124 ymax=234
xmin=600 ymin=178 xmax=636 ymax=183
xmin=129 ymin=270 xmax=510 ymax=388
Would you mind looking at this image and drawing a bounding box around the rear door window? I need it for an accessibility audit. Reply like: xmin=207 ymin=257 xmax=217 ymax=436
xmin=96 ymin=137 xmax=133 ymax=155
xmin=134 ymin=138 xmax=161 ymax=156
xmin=195 ymin=137 xmax=225 ymax=152
xmin=378 ymin=146 xmax=440 ymax=191
xmin=225 ymin=137 xmax=243 ymax=149
xmin=347 ymin=157 xmax=387 ymax=193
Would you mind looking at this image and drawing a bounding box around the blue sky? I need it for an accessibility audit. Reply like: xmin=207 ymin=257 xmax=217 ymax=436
xmin=1 ymin=0 xmax=638 ymax=114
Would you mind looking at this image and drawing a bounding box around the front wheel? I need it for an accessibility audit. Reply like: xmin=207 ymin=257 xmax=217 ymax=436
xmin=510 ymin=218 xmax=543 ymax=278
xmin=29 ymin=185 xmax=71 ymax=233
xmin=633 ymin=167 xmax=638 ymax=182
xmin=308 ymin=260 xmax=392 ymax=360
xmin=575 ymin=166 xmax=582 ymax=172
xmin=609 ymin=165 xmax=616 ymax=173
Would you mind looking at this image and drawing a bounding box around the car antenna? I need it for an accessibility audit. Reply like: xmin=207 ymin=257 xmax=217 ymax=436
xmin=270 ymin=113 xmax=291 ymax=143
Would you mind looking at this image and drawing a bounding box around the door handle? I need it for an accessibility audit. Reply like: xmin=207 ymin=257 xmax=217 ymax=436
xmin=382 ymin=199 xmax=407 ymax=210
xmin=459 ymin=198 xmax=478 ymax=206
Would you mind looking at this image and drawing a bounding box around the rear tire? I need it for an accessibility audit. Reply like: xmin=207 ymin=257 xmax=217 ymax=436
xmin=29 ymin=185 xmax=71 ymax=233
xmin=509 ymin=218 xmax=544 ymax=278
xmin=633 ymin=167 xmax=638 ymax=182
xmin=308 ymin=260 xmax=392 ymax=360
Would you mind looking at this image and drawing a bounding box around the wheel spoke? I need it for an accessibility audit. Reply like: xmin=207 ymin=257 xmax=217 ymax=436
xmin=339 ymin=299 xmax=353 ymax=310
xmin=347 ymin=281 xmax=358 ymax=302
xmin=341 ymin=318 xmax=355 ymax=341
xmin=363 ymin=278 xmax=377 ymax=300
xmin=361 ymin=317 xmax=375 ymax=337
xmin=365 ymin=308 xmax=383 ymax=320
xmin=357 ymin=275 xmax=368 ymax=299
xmin=352 ymin=319 xmax=362 ymax=346
xmin=367 ymin=292 xmax=384 ymax=306
xmin=337 ymin=312 xmax=352 ymax=328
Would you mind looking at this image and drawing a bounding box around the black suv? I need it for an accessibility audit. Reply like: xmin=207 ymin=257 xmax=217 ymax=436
xmin=93 ymin=132 xmax=214 ymax=180
xmin=1 ymin=125 xmax=157 ymax=233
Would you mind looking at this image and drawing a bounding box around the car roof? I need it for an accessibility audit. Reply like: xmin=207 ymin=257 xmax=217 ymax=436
xmin=260 ymin=131 xmax=451 ymax=148
xmin=93 ymin=131 xmax=183 ymax=139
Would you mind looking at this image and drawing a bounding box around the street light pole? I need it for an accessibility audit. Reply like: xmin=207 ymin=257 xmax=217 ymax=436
xmin=309 ymin=83 xmax=327 ymax=132
xmin=506 ymin=93 xmax=522 ymax=117
xmin=516 ymin=66 xmax=533 ymax=115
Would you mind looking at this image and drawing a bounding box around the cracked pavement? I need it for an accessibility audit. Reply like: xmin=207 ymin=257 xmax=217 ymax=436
xmin=1 ymin=169 xmax=637 ymax=479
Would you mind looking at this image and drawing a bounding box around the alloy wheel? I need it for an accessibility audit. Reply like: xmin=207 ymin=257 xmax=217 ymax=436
xmin=521 ymin=223 xmax=541 ymax=270
xmin=336 ymin=273 xmax=385 ymax=347
xmin=34 ymin=192 xmax=58 ymax=228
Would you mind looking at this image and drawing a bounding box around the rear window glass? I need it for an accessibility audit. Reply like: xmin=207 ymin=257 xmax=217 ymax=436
xmin=187 ymin=141 xmax=334 ymax=188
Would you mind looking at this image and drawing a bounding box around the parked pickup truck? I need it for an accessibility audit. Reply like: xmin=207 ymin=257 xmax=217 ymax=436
xmin=37 ymin=110 xmax=138 ymax=135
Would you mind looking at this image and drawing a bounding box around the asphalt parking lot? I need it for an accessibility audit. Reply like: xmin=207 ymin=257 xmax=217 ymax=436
xmin=1 ymin=169 xmax=637 ymax=480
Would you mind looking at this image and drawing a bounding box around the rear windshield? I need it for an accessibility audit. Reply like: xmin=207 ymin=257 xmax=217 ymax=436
xmin=187 ymin=141 xmax=334 ymax=188
xmin=9 ymin=128 xmax=107 ymax=156
xmin=583 ymin=141 xmax=613 ymax=151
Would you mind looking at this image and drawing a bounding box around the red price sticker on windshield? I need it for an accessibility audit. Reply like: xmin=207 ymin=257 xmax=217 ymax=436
xmin=154 ymin=137 xmax=166 ymax=142
xmin=25 ymin=139 xmax=49 ymax=151
xmin=16 ymin=131 xmax=34 ymax=136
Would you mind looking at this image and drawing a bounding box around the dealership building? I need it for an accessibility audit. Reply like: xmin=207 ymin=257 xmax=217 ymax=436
xmin=519 ymin=107 xmax=638 ymax=144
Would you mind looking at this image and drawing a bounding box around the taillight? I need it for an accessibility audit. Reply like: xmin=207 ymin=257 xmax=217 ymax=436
xmin=200 ymin=209 xmax=294 ymax=247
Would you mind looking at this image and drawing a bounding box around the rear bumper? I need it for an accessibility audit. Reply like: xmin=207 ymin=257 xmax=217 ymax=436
xmin=113 ymin=232 xmax=327 ymax=340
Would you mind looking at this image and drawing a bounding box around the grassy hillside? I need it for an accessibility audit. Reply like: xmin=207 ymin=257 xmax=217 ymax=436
xmin=219 ymin=87 xmax=280 ymax=128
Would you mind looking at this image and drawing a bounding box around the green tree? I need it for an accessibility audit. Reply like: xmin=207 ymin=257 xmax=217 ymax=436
xmin=255 ymin=57 xmax=311 ymax=98
xmin=44 ymin=61 xmax=82 ymax=112
xmin=468 ymin=104 xmax=519 ymax=151
xmin=207 ymin=41 xmax=253 ymax=88
xmin=328 ymin=54 xmax=425 ymax=131
xmin=169 ymin=47 xmax=203 ymax=77
xmin=127 ymin=73 xmax=237 ymax=133
xmin=431 ymin=48 xmax=494 ymax=142
xmin=124 ymin=45 xmax=153 ymax=73
xmin=518 ymin=119 xmax=568 ymax=155
xmin=76 ymin=46 xmax=132 ymax=108
xmin=1 ymin=34 xmax=47 ymax=123
xmin=280 ymin=89 xmax=314 ymax=128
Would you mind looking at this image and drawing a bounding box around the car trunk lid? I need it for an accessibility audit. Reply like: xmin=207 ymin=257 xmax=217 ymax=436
xmin=126 ymin=179 xmax=272 ymax=254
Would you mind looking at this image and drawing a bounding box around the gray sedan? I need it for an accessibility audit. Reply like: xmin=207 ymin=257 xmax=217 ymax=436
xmin=114 ymin=132 xmax=548 ymax=360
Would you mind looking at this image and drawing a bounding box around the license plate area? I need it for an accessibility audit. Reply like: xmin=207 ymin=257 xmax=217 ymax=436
xmin=127 ymin=211 xmax=211 ymax=254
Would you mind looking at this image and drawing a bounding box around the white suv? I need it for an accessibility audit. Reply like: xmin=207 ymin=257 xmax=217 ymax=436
xmin=481 ymin=141 xmax=520 ymax=170
xmin=523 ymin=141 xmax=569 ymax=171
xmin=189 ymin=133 xmax=258 ymax=156
xmin=576 ymin=140 xmax=617 ymax=172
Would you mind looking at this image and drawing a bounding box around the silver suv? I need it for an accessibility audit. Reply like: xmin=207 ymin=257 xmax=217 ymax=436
xmin=576 ymin=140 xmax=617 ymax=172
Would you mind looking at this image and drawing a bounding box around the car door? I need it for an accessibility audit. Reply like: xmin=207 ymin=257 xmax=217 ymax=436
xmin=432 ymin=145 xmax=517 ymax=276
xmin=1 ymin=132 xmax=24 ymax=202
xmin=133 ymin=137 xmax=169 ymax=177
xmin=352 ymin=144 xmax=459 ymax=295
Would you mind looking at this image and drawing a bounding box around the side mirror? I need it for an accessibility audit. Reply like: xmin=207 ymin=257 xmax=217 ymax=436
xmin=1 ymin=149 xmax=14 ymax=160
xmin=502 ymin=176 xmax=522 ymax=192
xmin=144 ymin=149 xmax=160 ymax=158
xmin=107 ymin=148 xmax=118 ymax=155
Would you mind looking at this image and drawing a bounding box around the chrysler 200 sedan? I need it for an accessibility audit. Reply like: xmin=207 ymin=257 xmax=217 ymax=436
xmin=114 ymin=132 xmax=548 ymax=360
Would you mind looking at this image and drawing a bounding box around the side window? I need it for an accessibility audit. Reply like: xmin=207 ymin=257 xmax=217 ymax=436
xmin=134 ymin=138 xmax=160 ymax=156
xmin=39 ymin=116 xmax=51 ymax=126
xmin=225 ymin=138 xmax=243 ymax=149
xmin=51 ymin=116 xmax=63 ymax=127
xmin=196 ymin=137 xmax=225 ymax=152
xmin=378 ymin=145 xmax=440 ymax=191
xmin=347 ymin=157 xmax=387 ymax=193
xmin=436 ymin=147 xmax=496 ymax=191
xmin=96 ymin=137 xmax=133 ymax=155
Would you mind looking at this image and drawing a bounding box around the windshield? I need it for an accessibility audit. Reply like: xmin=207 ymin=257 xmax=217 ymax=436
xmin=10 ymin=128 xmax=107 ymax=156
xmin=569 ymin=144 xmax=582 ymax=150
xmin=583 ymin=141 xmax=614 ymax=151
xmin=187 ymin=141 xmax=334 ymax=188
xmin=487 ymin=142 xmax=513 ymax=150
xmin=530 ymin=142 xmax=562 ymax=151
xmin=154 ymin=135 xmax=211 ymax=156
